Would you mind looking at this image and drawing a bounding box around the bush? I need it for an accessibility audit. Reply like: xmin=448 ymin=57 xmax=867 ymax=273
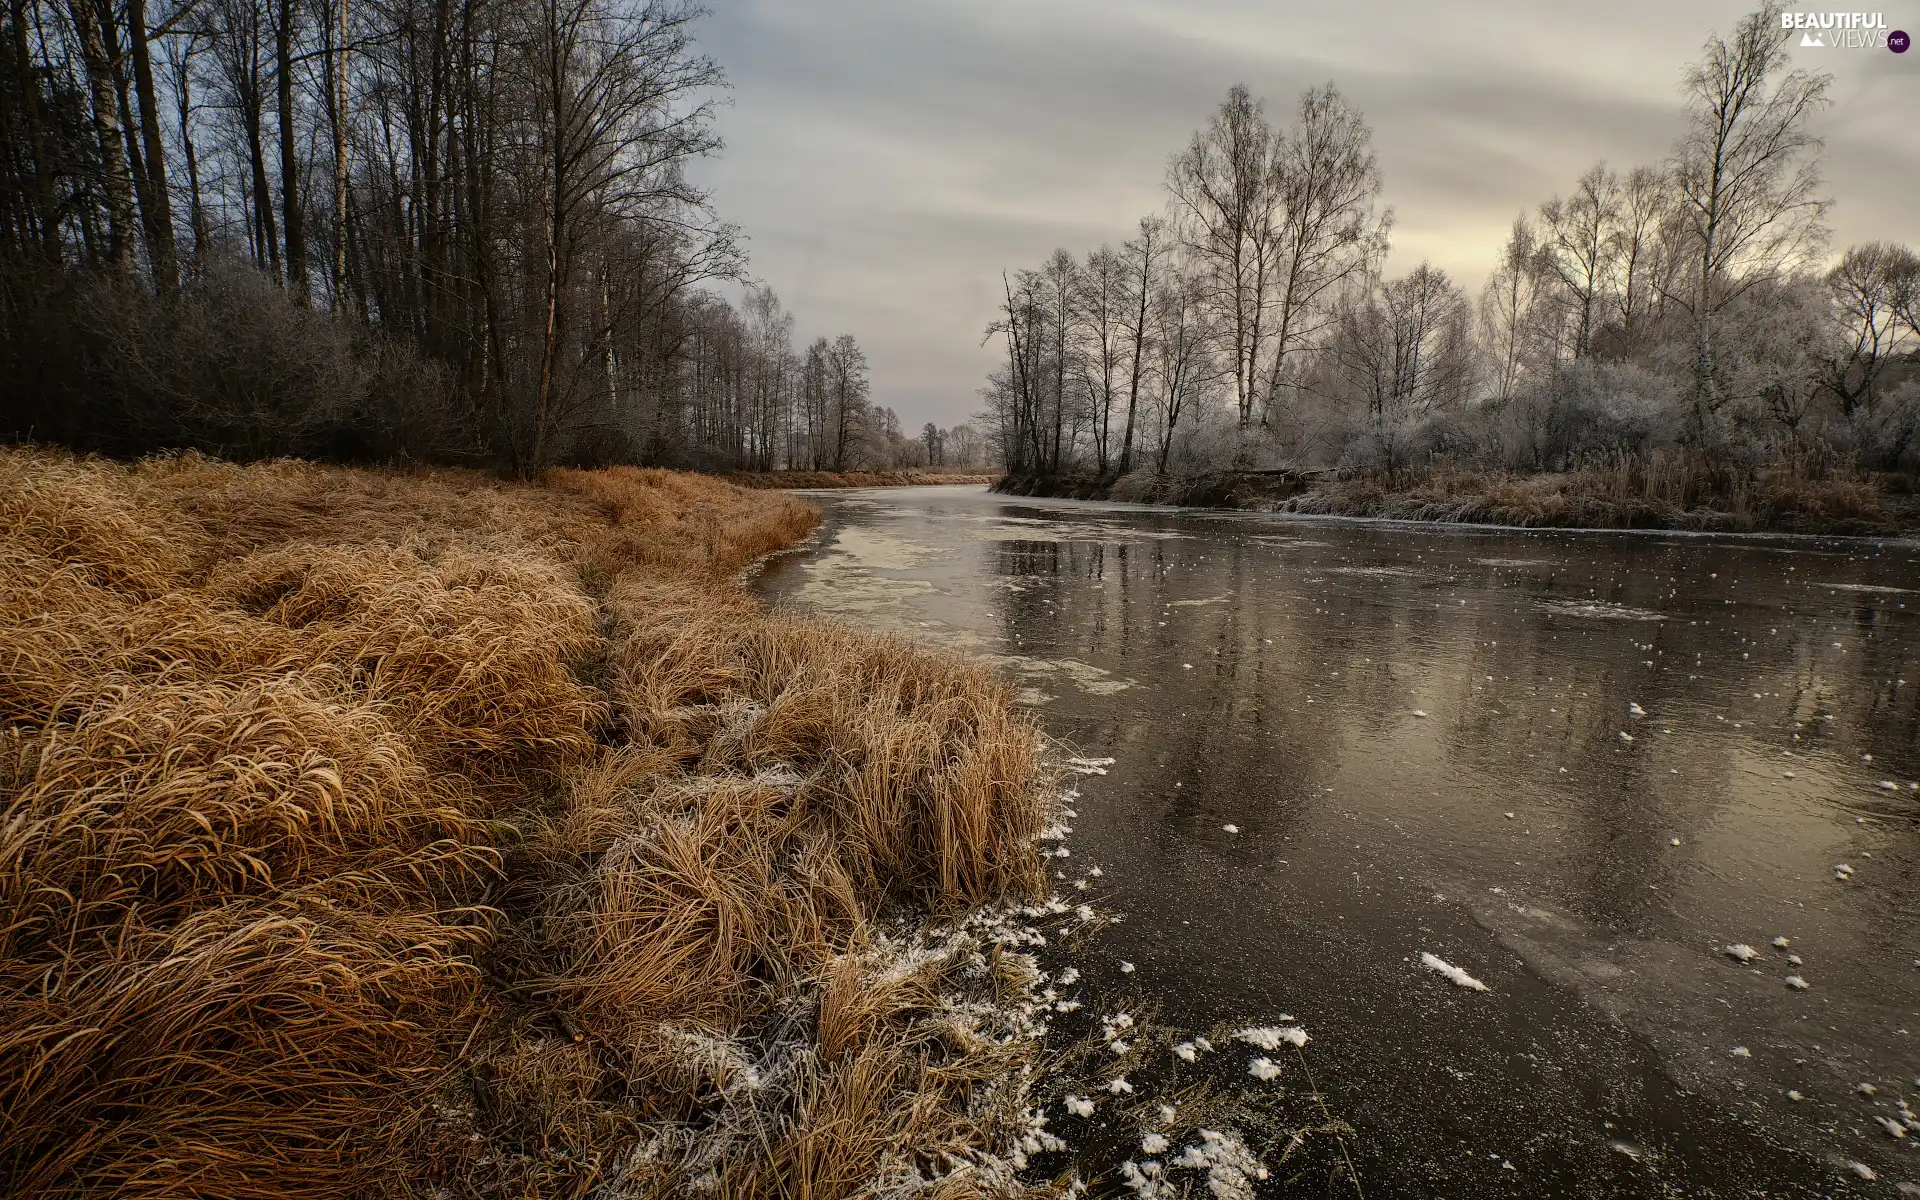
xmin=0 ymin=257 xmax=468 ymax=462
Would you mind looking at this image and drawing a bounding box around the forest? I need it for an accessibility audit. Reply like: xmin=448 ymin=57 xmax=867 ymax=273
xmin=981 ymin=4 xmax=1920 ymax=502
xmin=0 ymin=0 xmax=986 ymax=472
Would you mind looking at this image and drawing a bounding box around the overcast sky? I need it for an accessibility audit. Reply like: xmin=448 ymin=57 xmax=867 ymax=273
xmin=690 ymin=0 xmax=1920 ymax=431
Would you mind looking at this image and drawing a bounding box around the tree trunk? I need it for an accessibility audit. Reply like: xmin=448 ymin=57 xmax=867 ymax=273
xmin=237 ymin=30 xmax=281 ymax=280
xmin=112 ymin=40 xmax=162 ymax=283
xmin=277 ymin=0 xmax=307 ymax=300
xmin=127 ymin=0 xmax=177 ymax=291
xmin=174 ymin=46 xmax=211 ymax=261
xmin=328 ymin=0 xmax=350 ymax=307
xmin=67 ymin=0 xmax=137 ymax=273
xmin=1120 ymin=255 xmax=1149 ymax=475
xmin=10 ymin=0 xmax=62 ymax=263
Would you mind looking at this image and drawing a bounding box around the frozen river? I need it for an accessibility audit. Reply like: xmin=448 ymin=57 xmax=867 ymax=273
xmin=755 ymin=485 xmax=1920 ymax=1198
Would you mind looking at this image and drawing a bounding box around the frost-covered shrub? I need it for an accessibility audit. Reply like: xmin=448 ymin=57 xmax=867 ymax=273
xmin=1486 ymin=360 xmax=1681 ymax=470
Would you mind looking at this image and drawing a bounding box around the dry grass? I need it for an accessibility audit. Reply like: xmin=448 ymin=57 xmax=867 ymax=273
xmin=0 ymin=446 xmax=1051 ymax=1199
xmin=726 ymin=470 xmax=1000 ymax=490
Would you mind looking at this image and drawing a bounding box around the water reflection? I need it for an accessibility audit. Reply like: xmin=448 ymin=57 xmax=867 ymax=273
xmin=758 ymin=488 xmax=1920 ymax=1198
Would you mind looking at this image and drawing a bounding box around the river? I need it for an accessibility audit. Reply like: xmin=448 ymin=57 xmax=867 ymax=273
xmin=753 ymin=485 xmax=1920 ymax=1199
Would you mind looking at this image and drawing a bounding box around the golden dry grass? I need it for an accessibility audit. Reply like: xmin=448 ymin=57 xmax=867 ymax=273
xmin=0 ymin=446 xmax=1050 ymax=1199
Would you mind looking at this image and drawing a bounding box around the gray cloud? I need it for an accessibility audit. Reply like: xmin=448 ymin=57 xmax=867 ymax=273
xmin=693 ymin=0 xmax=1920 ymax=429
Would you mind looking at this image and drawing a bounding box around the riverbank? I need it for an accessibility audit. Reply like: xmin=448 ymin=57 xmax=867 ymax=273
xmin=998 ymin=464 xmax=1915 ymax=537
xmin=728 ymin=468 xmax=1000 ymax=489
xmin=0 ymin=448 xmax=1053 ymax=1197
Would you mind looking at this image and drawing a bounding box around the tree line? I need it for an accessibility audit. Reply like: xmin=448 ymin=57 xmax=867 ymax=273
xmin=982 ymin=2 xmax=1920 ymax=482
xmin=0 ymin=0 xmax=972 ymax=471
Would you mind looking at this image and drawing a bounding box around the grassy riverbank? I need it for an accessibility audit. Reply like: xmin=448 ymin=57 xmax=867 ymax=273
xmin=1000 ymin=458 xmax=1909 ymax=537
xmin=727 ymin=469 xmax=1000 ymax=490
xmin=0 ymin=448 xmax=1052 ymax=1198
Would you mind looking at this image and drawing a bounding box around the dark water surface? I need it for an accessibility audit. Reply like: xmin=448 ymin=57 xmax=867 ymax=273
xmin=754 ymin=485 xmax=1920 ymax=1199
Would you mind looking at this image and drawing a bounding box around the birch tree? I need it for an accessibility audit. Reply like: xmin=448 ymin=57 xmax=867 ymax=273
xmin=1669 ymin=1 xmax=1831 ymax=440
xmin=1167 ymin=84 xmax=1280 ymax=431
xmin=1260 ymin=83 xmax=1390 ymax=431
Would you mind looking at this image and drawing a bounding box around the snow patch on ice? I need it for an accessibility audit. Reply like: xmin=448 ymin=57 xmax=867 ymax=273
xmin=1421 ymin=952 xmax=1489 ymax=991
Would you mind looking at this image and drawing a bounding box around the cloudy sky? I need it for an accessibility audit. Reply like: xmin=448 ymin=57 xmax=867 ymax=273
xmin=690 ymin=0 xmax=1920 ymax=431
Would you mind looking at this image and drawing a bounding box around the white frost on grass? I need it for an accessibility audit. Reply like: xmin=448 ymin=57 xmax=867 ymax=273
xmin=1118 ymin=1159 xmax=1171 ymax=1199
xmin=1173 ymin=1042 xmax=1198 ymax=1062
xmin=1421 ymin=952 xmax=1490 ymax=991
xmin=1173 ymin=1129 xmax=1270 ymax=1200
xmin=1248 ymin=1057 xmax=1282 ymax=1081
xmin=1234 ymin=1025 xmax=1309 ymax=1050
xmin=1723 ymin=943 xmax=1760 ymax=963
xmin=1107 ymin=1077 xmax=1135 ymax=1094
xmin=1142 ymin=1133 xmax=1171 ymax=1154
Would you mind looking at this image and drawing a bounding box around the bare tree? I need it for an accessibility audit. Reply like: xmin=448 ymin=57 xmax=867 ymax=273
xmin=126 ymin=0 xmax=178 ymax=290
xmin=1819 ymin=242 xmax=1917 ymax=427
xmin=66 ymin=0 xmax=139 ymax=272
xmin=1478 ymin=216 xmax=1552 ymax=404
xmin=1608 ymin=164 xmax=1675 ymax=348
xmin=1036 ymin=249 xmax=1077 ymax=472
xmin=271 ymin=0 xmax=304 ymax=299
xmin=1538 ymin=161 xmax=1620 ymax=360
xmin=983 ymin=269 xmax=1047 ymax=473
xmin=1116 ymin=214 xmax=1167 ymax=475
xmin=1260 ymin=83 xmax=1390 ymax=431
xmin=519 ymin=0 xmax=722 ymax=473
xmin=1668 ymin=0 xmax=1831 ymax=440
xmin=1150 ymin=257 xmax=1216 ymax=473
xmin=1332 ymin=263 xmax=1475 ymax=474
xmin=1077 ymin=245 xmax=1126 ymax=473
xmin=824 ymin=332 xmax=867 ymax=470
xmin=1167 ymin=84 xmax=1281 ymax=430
